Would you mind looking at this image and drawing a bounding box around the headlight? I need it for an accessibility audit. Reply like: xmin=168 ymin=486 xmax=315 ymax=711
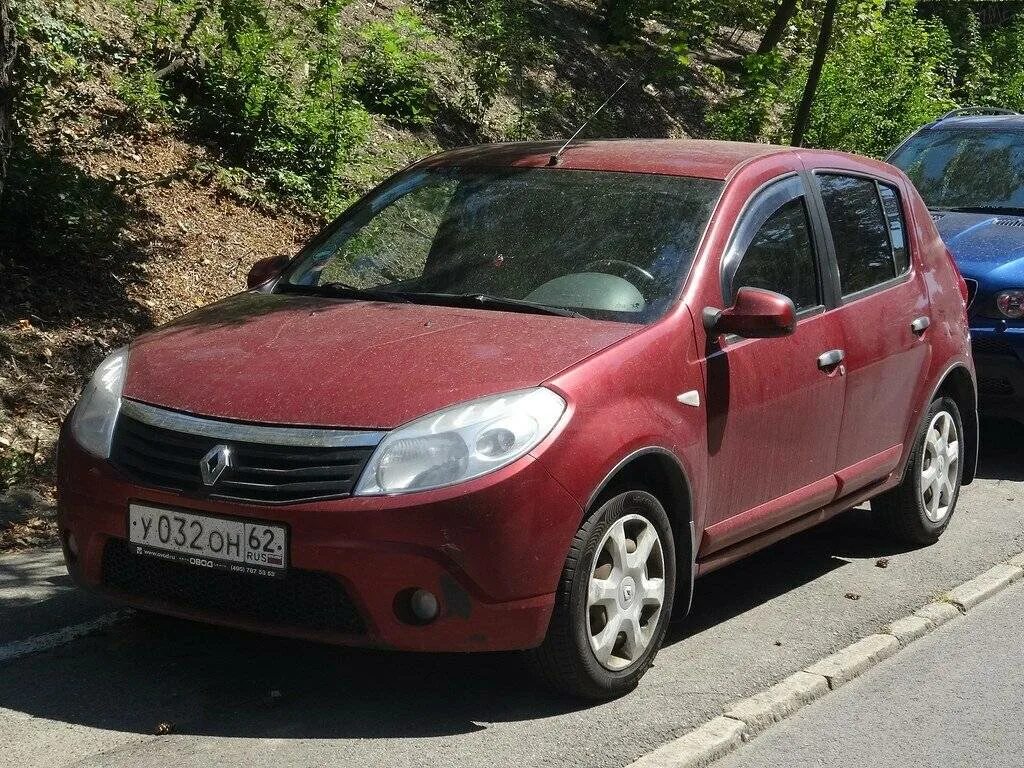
xmin=70 ymin=347 xmax=129 ymax=458
xmin=996 ymin=290 xmax=1024 ymax=319
xmin=354 ymin=388 xmax=567 ymax=495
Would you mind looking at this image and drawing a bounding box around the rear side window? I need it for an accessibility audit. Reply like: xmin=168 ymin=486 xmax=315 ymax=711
xmin=877 ymin=184 xmax=909 ymax=274
xmin=732 ymin=198 xmax=820 ymax=312
xmin=818 ymin=174 xmax=896 ymax=295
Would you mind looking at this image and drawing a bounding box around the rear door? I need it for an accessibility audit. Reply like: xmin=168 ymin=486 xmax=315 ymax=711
xmin=701 ymin=176 xmax=847 ymax=555
xmin=808 ymin=172 xmax=931 ymax=495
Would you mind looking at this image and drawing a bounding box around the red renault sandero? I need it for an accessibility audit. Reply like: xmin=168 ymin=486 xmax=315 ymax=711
xmin=57 ymin=139 xmax=977 ymax=699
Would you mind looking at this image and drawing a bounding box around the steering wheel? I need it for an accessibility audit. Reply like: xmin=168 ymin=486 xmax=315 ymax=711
xmin=583 ymin=259 xmax=657 ymax=293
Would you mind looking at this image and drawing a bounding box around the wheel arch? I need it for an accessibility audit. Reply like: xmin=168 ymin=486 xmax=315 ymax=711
xmin=932 ymin=363 xmax=978 ymax=485
xmin=587 ymin=447 xmax=696 ymax=616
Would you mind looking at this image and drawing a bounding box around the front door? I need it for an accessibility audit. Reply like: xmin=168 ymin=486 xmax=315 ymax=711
xmin=701 ymin=176 xmax=847 ymax=555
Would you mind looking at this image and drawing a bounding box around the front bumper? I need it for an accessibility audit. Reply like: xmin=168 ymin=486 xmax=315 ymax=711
xmin=970 ymin=322 xmax=1024 ymax=420
xmin=56 ymin=426 xmax=583 ymax=653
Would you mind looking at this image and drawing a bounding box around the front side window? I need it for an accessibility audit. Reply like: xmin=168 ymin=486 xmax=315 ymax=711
xmin=889 ymin=129 xmax=1024 ymax=213
xmin=283 ymin=167 xmax=724 ymax=324
xmin=818 ymin=174 xmax=896 ymax=295
xmin=732 ymin=197 xmax=820 ymax=312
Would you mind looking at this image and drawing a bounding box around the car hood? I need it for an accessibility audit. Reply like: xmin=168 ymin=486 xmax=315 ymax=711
xmin=934 ymin=211 xmax=1024 ymax=284
xmin=123 ymin=292 xmax=638 ymax=429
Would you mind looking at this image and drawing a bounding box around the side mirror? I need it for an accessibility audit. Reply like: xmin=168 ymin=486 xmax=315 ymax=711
xmin=703 ymin=287 xmax=797 ymax=339
xmin=246 ymin=254 xmax=290 ymax=289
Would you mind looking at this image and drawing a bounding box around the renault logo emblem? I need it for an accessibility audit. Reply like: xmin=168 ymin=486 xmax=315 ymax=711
xmin=200 ymin=445 xmax=232 ymax=486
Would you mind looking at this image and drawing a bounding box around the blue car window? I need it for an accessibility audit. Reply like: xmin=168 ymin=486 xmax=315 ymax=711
xmin=890 ymin=130 xmax=1024 ymax=211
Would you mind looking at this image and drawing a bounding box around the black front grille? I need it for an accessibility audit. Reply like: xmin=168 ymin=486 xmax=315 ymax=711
xmin=972 ymin=336 xmax=1017 ymax=357
xmin=110 ymin=413 xmax=375 ymax=504
xmin=102 ymin=538 xmax=365 ymax=634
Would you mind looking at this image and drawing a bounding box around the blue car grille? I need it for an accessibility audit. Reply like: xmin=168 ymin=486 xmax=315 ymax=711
xmin=972 ymin=336 xmax=1017 ymax=357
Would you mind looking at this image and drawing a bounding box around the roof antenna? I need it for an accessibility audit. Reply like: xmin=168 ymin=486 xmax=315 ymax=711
xmin=548 ymin=74 xmax=634 ymax=166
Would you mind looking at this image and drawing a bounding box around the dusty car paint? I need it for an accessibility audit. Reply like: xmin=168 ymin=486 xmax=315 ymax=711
xmin=57 ymin=139 xmax=976 ymax=656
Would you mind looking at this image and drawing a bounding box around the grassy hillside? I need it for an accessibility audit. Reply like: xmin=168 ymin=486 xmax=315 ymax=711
xmin=2 ymin=0 xmax=1024 ymax=544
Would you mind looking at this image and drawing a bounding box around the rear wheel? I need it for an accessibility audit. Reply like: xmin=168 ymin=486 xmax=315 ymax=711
xmin=526 ymin=488 xmax=675 ymax=699
xmin=873 ymin=397 xmax=964 ymax=545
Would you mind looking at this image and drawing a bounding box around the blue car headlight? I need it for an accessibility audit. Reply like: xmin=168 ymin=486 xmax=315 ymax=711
xmin=996 ymin=290 xmax=1024 ymax=319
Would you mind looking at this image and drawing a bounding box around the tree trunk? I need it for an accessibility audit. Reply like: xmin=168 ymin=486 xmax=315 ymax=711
xmin=791 ymin=0 xmax=838 ymax=147
xmin=757 ymin=0 xmax=800 ymax=55
xmin=0 ymin=0 xmax=14 ymax=197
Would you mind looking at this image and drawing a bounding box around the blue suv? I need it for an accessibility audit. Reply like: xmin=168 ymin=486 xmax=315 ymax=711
xmin=891 ymin=107 xmax=1024 ymax=422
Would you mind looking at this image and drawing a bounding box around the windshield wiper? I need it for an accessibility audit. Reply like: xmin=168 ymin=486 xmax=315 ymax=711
xmin=935 ymin=205 xmax=1024 ymax=217
xmin=279 ymin=283 xmax=583 ymax=318
xmin=279 ymin=281 xmax=413 ymax=303
xmin=403 ymin=292 xmax=585 ymax=318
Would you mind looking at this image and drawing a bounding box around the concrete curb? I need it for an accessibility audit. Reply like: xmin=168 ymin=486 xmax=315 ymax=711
xmin=723 ymin=671 xmax=829 ymax=736
xmin=942 ymin=563 xmax=1023 ymax=611
xmin=628 ymin=716 xmax=745 ymax=768
xmin=624 ymin=551 xmax=1024 ymax=768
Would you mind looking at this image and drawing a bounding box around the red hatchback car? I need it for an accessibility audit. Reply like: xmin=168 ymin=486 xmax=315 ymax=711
xmin=57 ymin=140 xmax=977 ymax=699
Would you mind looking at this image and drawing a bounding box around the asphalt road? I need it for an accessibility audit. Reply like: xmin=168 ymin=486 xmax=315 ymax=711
xmin=1 ymin=420 xmax=1023 ymax=768
xmin=718 ymin=578 xmax=1024 ymax=768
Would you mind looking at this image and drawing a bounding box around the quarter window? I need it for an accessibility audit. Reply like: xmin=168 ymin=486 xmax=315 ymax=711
xmin=818 ymin=174 xmax=897 ymax=295
xmin=732 ymin=197 xmax=820 ymax=312
xmin=877 ymin=184 xmax=909 ymax=274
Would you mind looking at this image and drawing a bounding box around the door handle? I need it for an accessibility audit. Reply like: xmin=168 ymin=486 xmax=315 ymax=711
xmin=817 ymin=349 xmax=845 ymax=370
xmin=911 ymin=316 xmax=931 ymax=335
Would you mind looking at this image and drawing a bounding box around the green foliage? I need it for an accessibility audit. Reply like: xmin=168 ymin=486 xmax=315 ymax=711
xmin=798 ymin=0 xmax=956 ymax=157
xmin=981 ymin=16 xmax=1024 ymax=111
xmin=8 ymin=0 xmax=99 ymax=131
xmin=350 ymin=9 xmax=436 ymax=125
xmin=0 ymin=445 xmax=47 ymax=493
xmin=425 ymin=0 xmax=531 ymax=123
xmin=709 ymin=0 xmax=958 ymax=157
xmin=115 ymin=64 xmax=166 ymax=125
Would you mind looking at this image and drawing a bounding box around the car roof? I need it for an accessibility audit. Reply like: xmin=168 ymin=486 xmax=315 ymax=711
xmin=915 ymin=115 xmax=1024 ymax=133
xmin=415 ymin=139 xmax=802 ymax=181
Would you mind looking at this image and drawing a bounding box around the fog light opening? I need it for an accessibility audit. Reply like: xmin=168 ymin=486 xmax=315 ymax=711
xmin=394 ymin=587 xmax=440 ymax=626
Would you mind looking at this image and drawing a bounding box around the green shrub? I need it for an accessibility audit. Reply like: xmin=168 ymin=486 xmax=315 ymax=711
xmin=8 ymin=0 xmax=100 ymax=131
xmin=349 ymin=9 xmax=437 ymax=125
xmin=796 ymin=0 xmax=956 ymax=157
xmin=709 ymin=0 xmax=956 ymax=157
xmin=115 ymin=64 xmax=166 ymax=125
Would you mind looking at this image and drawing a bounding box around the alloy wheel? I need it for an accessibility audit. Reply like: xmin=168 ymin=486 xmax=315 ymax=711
xmin=920 ymin=410 xmax=960 ymax=523
xmin=586 ymin=513 xmax=666 ymax=671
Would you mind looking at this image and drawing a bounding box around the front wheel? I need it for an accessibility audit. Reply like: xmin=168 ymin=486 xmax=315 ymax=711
xmin=873 ymin=396 xmax=964 ymax=545
xmin=526 ymin=488 xmax=676 ymax=699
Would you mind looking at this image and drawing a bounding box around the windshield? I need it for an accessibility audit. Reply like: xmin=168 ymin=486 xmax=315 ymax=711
xmin=890 ymin=129 xmax=1024 ymax=212
xmin=281 ymin=167 xmax=723 ymax=323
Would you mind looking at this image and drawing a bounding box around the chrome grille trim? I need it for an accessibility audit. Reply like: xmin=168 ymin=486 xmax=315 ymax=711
xmin=120 ymin=399 xmax=386 ymax=448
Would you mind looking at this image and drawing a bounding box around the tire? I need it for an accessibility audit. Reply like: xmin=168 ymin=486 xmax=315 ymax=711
xmin=872 ymin=396 xmax=965 ymax=545
xmin=526 ymin=488 xmax=676 ymax=700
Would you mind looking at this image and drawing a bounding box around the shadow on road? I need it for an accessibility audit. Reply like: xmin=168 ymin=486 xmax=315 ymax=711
xmin=3 ymin=420 xmax=1019 ymax=739
xmin=0 ymin=508 xmax=920 ymax=740
xmin=976 ymin=418 xmax=1024 ymax=482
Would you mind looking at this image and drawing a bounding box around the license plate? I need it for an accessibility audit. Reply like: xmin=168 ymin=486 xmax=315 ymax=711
xmin=128 ymin=503 xmax=288 ymax=577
